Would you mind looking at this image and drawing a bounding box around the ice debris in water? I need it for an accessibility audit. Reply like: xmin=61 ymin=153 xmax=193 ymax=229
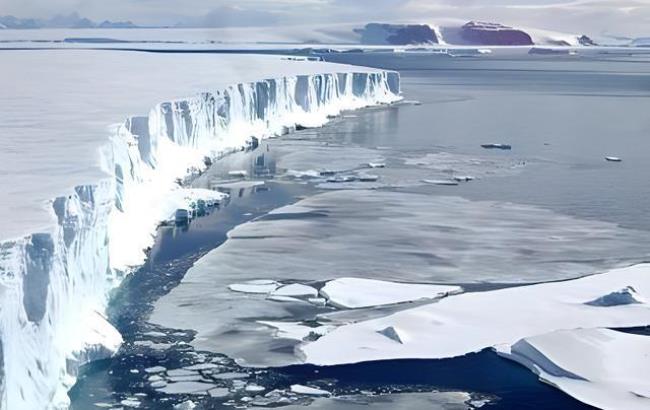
xmin=174 ymin=400 xmax=197 ymax=410
xmin=290 ymin=384 xmax=331 ymax=396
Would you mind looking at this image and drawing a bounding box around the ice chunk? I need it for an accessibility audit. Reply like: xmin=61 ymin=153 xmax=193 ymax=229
xmin=228 ymin=280 xmax=280 ymax=294
xmin=605 ymin=156 xmax=622 ymax=162
xmin=497 ymin=328 xmax=650 ymax=410
xmin=144 ymin=365 xmax=167 ymax=374
xmin=422 ymin=179 xmax=459 ymax=186
xmin=481 ymin=143 xmax=512 ymax=150
xmin=270 ymin=283 xmax=318 ymax=298
xmin=208 ymin=387 xmax=230 ymax=398
xmin=174 ymin=401 xmax=197 ymax=410
xmin=157 ymin=382 xmax=216 ymax=395
xmin=212 ymin=372 xmax=249 ymax=380
xmin=245 ymin=384 xmax=266 ymax=393
xmin=320 ymin=277 xmax=462 ymax=309
xmin=290 ymin=384 xmax=331 ymax=396
xmin=167 ymin=369 xmax=199 ymax=377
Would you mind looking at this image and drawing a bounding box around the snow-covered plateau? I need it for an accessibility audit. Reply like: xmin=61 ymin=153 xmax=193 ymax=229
xmin=0 ymin=50 xmax=400 ymax=410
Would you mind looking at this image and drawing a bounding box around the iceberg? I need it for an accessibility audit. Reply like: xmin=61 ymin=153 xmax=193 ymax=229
xmin=0 ymin=50 xmax=400 ymax=409
xmin=496 ymin=328 xmax=650 ymax=410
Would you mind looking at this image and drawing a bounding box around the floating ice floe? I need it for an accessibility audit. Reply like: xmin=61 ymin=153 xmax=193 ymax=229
xmin=481 ymin=143 xmax=512 ymax=150
xmin=320 ymin=277 xmax=462 ymax=309
xmin=605 ymin=156 xmax=622 ymax=162
xmin=228 ymin=280 xmax=280 ymax=294
xmin=157 ymin=382 xmax=217 ymax=395
xmin=300 ymin=264 xmax=650 ymax=365
xmin=421 ymin=179 xmax=459 ymax=186
xmin=271 ymin=283 xmax=319 ymax=298
xmin=290 ymin=384 xmax=331 ymax=397
xmin=173 ymin=401 xmax=197 ymax=410
xmin=496 ymin=328 xmax=650 ymax=410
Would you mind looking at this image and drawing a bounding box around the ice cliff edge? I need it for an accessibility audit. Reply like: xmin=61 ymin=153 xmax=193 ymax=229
xmin=0 ymin=51 xmax=400 ymax=409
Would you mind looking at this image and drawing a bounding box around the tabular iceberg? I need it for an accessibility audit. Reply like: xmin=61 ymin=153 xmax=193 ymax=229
xmin=0 ymin=51 xmax=400 ymax=409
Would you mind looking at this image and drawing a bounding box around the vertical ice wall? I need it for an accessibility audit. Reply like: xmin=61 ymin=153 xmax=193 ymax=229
xmin=0 ymin=70 xmax=400 ymax=409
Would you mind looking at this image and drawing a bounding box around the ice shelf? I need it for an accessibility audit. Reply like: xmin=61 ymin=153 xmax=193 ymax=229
xmin=0 ymin=49 xmax=400 ymax=410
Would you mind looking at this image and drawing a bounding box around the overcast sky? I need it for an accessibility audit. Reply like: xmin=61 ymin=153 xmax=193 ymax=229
xmin=2 ymin=0 xmax=649 ymax=36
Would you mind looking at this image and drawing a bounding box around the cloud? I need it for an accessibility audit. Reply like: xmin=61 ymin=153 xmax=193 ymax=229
xmin=1 ymin=0 xmax=648 ymax=36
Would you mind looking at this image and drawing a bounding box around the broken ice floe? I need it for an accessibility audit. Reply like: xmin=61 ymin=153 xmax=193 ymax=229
xmin=320 ymin=277 xmax=462 ymax=309
xmin=497 ymin=328 xmax=650 ymax=410
xmin=290 ymin=384 xmax=331 ymax=397
xmin=300 ymin=264 xmax=650 ymax=366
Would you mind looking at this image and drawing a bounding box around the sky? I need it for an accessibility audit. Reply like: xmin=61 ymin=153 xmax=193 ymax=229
xmin=2 ymin=0 xmax=649 ymax=37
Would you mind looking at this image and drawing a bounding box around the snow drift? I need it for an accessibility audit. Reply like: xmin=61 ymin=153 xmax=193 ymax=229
xmin=0 ymin=52 xmax=400 ymax=409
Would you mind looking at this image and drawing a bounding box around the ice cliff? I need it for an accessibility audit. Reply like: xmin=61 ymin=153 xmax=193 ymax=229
xmin=0 ymin=57 xmax=400 ymax=409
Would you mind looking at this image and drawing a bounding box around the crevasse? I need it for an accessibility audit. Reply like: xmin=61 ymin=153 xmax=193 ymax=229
xmin=0 ymin=70 xmax=400 ymax=410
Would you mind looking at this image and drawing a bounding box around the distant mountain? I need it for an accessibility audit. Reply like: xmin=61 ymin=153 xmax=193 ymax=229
xmin=354 ymin=23 xmax=439 ymax=45
xmin=0 ymin=13 xmax=138 ymax=29
xmin=457 ymin=21 xmax=533 ymax=46
xmin=355 ymin=21 xmax=597 ymax=47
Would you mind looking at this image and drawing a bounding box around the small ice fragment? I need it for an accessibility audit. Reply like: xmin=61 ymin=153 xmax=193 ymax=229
xmin=212 ymin=372 xmax=249 ymax=380
xmin=129 ymin=369 xmax=139 ymax=374
xmin=150 ymin=380 xmax=167 ymax=388
xmin=308 ymin=297 xmax=327 ymax=307
xmin=267 ymin=295 xmax=307 ymax=303
xmin=208 ymin=387 xmax=230 ymax=398
xmin=167 ymin=369 xmax=198 ymax=377
xmin=271 ymin=283 xmax=318 ymax=298
xmin=290 ymin=384 xmax=331 ymax=396
xmin=245 ymin=384 xmax=266 ymax=393
xmin=184 ymin=363 xmax=221 ymax=371
xmin=481 ymin=143 xmax=512 ymax=150
xmin=377 ymin=326 xmax=405 ymax=344
xmin=605 ymin=156 xmax=622 ymax=162
xmin=228 ymin=280 xmax=279 ymax=294
xmin=156 ymin=382 xmax=215 ymax=395
xmin=145 ymin=366 xmax=166 ymax=374
xmin=174 ymin=400 xmax=197 ymax=410
xmin=453 ymin=175 xmax=475 ymax=182
xmin=358 ymin=174 xmax=379 ymax=182
xmin=143 ymin=331 xmax=166 ymax=338
xmin=585 ymin=286 xmax=644 ymax=307
xmin=121 ymin=398 xmax=141 ymax=407
xmin=228 ymin=170 xmax=248 ymax=177
xmin=367 ymin=162 xmax=386 ymax=168
xmin=422 ymin=179 xmax=459 ymax=186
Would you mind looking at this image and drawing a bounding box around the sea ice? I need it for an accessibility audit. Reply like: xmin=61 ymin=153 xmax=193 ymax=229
xmin=320 ymin=277 xmax=461 ymax=309
xmin=300 ymin=264 xmax=650 ymax=365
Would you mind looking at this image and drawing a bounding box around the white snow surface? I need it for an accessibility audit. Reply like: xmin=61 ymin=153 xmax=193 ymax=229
xmin=320 ymin=277 xmax=461 ymax=309
xmin=301 ymin=264 xmax=650 ymax=366
xmin=497 ymin=328 xmax=650 ymax=410
xmin=0 ymin=49 xmax=399 ymax=410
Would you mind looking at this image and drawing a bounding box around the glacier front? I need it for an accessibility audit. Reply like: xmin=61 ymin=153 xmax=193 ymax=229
xmin=0 ymin=50 xmax=400 ymax=410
